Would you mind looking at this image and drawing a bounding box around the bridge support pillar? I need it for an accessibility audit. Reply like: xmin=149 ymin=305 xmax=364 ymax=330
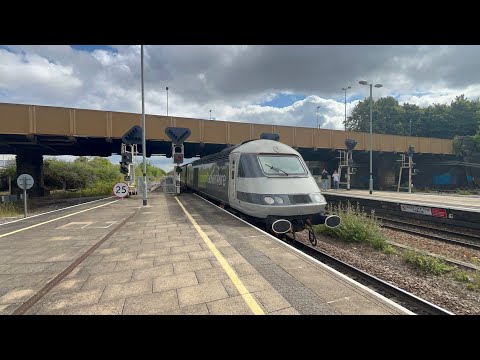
xmin=15 ymin=151 xmax=46 ymax=197
xmin=376 ymin=153 xmax=397 ymax=190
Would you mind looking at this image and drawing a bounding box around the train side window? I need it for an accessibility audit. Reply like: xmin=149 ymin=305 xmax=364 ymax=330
xmin=238 ymin=158 xmax=245 ymax=177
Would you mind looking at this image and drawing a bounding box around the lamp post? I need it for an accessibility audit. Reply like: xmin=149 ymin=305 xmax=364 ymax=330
xmin=316 ymin=105 xmax=321 ymax=129
xmin=359 ymin=80 xmax=383 ymax=194
xmin=409 ymin=119 xmax=412 ymax=136
xmin=141 ymin=45 xmax=147 ymax=206
xmin=341 ymin=86 xmax=351 ymax=131
xmin=166 ymin=87 xmax=169 ymax=117
xmin=209 ymin=110 xmax=212 ymax=120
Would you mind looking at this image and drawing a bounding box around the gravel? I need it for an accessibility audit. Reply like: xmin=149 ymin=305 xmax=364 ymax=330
xmin=295 ymin=229 xmax=480 ymax=315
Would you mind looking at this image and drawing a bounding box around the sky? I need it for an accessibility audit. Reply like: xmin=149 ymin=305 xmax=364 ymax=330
xmin=1 ymin=45 xmax=480 ymax=172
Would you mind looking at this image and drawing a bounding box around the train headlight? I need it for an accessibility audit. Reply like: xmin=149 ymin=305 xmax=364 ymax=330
xmin=264 ymin=196 xmax=275 ymax=205
xmin=274 ymin=196 xmax=284 ymax=204
xmin=312 ymin=194 xmax=323 ymax=203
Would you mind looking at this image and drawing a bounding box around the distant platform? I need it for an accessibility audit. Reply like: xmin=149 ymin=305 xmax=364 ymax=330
xmin=323 ymin=189 xmax=480 ymax=213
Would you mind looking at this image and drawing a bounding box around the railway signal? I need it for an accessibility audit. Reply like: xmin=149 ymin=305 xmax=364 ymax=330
xmin=338 ymin=138 xmax=358 ymax=190
xmin=165 ymin=127 xmax=191 ymax=195
xmin=120 ymin=162 xmax=129 ymax=174
xmin=121 ymin=152 xmax=133 ymax=163
xmin=173 ymin=145 xmax=184 ymax=164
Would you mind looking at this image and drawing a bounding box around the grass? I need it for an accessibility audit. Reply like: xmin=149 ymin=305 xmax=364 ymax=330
xmin=314 ymin=202 xmax=395 ymax=253
xmin=456 ymin=257 xmax=480 ymax=291
xmin=452 ymin=269 xmax=480 ymax=292
xmin=456 ymin=189 xmax=476 ymax=195
xmin=0 ymin=202 xmax=22 ymax=217
xmin=402 ymin=249 xmax=455 ymax=275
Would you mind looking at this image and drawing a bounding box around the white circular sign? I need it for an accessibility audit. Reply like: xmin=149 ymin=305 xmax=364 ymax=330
xmin=113 ymin=182 xmax=129 ymax=198
xmin=17 ymin=174 xmax=34 ymax=190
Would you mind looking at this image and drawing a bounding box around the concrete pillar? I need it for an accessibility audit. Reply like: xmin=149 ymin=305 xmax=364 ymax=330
xmin=15 ymin=152 xmax=45 ymax=197
xmin=375 ymin=153 xmax=397 ymax=190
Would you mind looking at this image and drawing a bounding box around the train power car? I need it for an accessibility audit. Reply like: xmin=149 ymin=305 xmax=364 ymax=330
xmin=180 ymin=139 xmax=340 ymax=236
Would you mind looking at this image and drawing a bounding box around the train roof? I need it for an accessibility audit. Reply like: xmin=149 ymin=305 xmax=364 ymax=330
xmin=233 ymin=139 xmax=299 ymax=155
xmin=189 ymin=139 xmax=299 ymax=166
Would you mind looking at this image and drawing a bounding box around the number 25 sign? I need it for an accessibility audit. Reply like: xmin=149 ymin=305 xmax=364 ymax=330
xmin=113 ymin=182 xmax=129 ymax=198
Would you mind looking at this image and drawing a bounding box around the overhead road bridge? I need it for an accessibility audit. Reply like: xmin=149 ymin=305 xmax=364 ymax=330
xmin=0 ymin=102 xmax=454 ymax=195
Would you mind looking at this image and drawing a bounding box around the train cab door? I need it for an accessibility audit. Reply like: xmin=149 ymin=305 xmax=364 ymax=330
xmin=229 ymin=153 xmax=240 ymax=202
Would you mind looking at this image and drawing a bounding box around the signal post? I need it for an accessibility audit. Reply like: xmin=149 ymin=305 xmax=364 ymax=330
xmin=165 ymin=127 xmax=191 ymax=195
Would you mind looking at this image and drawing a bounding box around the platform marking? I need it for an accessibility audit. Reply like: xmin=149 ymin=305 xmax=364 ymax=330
xmin=56 ymin=222 xmax=93 ymax=230
xmin=0 ymin=197 xmax=115 ymax=226
xmin=0 ymin=200 xmax=118 ymax=239
xmin=92 ymin=221 xmax=118 ymax=229
xmin=49 ymin=236 xmax=73 ymax=241
xmin=174 ymin=196 xmax=265 ymax=315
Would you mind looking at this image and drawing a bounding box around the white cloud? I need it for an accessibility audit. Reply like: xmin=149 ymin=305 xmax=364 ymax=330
xmin=1 ymin=44 xmax=479 ymax=142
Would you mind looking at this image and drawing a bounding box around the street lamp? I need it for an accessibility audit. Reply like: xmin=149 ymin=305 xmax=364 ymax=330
xmin=316 ymin=106 xmax=321 ymax=129
xmin=359 ymin=80 xmax=383 ymax=195
xmin=209 ymin=109 xmax=212 ymax=120
xmin=166 ymin=87 xmax=169 ymax=116
xmin=341 ymin=86 xmax=351 ymax=131
xmin=141 ymin=45 xmax=147 ymax=206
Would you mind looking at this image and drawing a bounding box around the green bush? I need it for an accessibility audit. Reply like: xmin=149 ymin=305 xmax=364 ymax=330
xmin=402 ymin=249 xmax=455 ymax=275
xmin=1 ymin=156 xmax=166 ymax=202
xmin=314 ymin=202 xmax=394 ymax=253
xmin=79 ymin=182 xmax=115 ymax=197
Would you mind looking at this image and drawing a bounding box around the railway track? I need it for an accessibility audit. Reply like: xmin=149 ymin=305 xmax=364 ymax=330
xmin=377 ymin=217 xmax=480 ymax=250
xmin=283 ymin=234 xmax=453 ymax=315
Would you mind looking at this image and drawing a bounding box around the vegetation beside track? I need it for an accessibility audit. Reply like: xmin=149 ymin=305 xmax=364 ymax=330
xmin=314 ymin=202 xmax=395 ymax=253
xmin=0 ymin=156 xmax=166 ymax=199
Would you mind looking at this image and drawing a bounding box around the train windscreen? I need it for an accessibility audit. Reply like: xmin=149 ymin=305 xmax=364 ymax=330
xmin=257 ymin=155 xmax=306 ymax=176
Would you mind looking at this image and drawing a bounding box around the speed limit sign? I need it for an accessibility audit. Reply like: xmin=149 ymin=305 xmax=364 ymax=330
xmin=113 ymin=182 xmax=129 ymax=198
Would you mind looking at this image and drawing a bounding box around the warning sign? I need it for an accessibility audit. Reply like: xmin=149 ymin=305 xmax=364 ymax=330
xmin=431 ymin=208 xmax=447 ymax=218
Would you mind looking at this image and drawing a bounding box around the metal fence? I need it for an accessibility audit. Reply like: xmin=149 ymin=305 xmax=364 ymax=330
xmin=157 ymin=176 xmax=176 ymax=194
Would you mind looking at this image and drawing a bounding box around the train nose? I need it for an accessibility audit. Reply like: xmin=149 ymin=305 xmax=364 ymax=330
xmin=325 ymin=215 xmax=341 ymax=228
xmin=271 ymin=219 xmax=292 ymax=234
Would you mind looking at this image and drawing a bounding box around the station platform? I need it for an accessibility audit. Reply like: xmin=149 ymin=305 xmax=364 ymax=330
xmin=0 ymin=193 xmax=412 ymax=315
xmin=323 ymin=189 xmax=480 ymax=213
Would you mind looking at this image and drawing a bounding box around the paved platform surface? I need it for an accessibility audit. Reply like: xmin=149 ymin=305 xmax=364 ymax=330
xmin=0 ymin=193 xmax=412 ymax=315
xmin=324 ymin=189 xmax=480 ymax=212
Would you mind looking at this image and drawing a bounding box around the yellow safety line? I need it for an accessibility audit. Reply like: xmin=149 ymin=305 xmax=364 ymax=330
xmin=174 ymin=197 xmax=265 ymax=315
xmin=0 ymin=200 xmax=118 ymax=239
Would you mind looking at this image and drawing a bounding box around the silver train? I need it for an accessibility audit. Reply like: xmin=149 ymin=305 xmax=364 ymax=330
xmin=180 ymin=139 xmax=340 ymax=234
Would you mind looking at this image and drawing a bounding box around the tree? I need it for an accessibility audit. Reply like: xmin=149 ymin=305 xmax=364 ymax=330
xmin=0 ymin=159 xmax=16 ymax=178
xmin=449 ymin=95 xmax=480 ymax=137
xmin=135 ymin=161 xmax=166 ymax=178
xmin=347 ymin=96 xmax=405 ymax=135
xmin=402 ymin=103 xmax=423 ymax=136
xmin=348 ymin=94 xmax=480 ymax=139
xmin=347 ymin=97 xmax=371 ymax=132
xmin=374 ymin=97 xmax=405 ymax=135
